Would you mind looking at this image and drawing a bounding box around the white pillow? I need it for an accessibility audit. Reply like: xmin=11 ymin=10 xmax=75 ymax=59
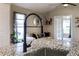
xmin=26 ymin=37 xmax=35 ymax=45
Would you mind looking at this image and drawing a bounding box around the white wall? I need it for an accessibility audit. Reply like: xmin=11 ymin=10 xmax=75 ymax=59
xmin=45 ymin=5 xmax=79 ymax=42
xmin=0 ymin=4 xmax=11 ymax=48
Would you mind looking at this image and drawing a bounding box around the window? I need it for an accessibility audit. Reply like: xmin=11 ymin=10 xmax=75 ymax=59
xmin=54 ymin=16 xmax=71 ymax=41
xmin=63 ymin=16 xmax=71 ymax=38
xmin=13 ymin=12 xmax=26 ymax=42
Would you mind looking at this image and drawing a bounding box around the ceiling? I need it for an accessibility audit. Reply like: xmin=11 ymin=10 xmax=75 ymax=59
xmin=14 ymin=3 xmax=60 ymax=14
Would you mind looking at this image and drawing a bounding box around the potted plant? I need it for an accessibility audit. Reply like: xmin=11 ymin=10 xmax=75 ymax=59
xmin=11 ymin=31 xmax=18 ymax=44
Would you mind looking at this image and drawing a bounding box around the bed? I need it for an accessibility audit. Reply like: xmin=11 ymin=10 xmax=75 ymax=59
xmin=23 ymin=37 xmax=70 ymax=56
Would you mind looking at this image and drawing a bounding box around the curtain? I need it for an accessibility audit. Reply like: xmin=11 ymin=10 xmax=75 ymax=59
xmin=54 ymin=16 xmax=71 ymax=41
xmin=54 ymin=16 xmax=63 ymax=40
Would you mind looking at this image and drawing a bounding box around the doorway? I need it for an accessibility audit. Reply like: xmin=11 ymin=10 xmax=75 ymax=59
xmin=54 ymin=16 xmax=72 ymax=46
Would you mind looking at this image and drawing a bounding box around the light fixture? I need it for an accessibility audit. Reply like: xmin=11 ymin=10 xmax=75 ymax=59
xmin=63 ymin=4 xmax=68 ymax=6
xmin=62 ymin=3 xmax=77 ymax=7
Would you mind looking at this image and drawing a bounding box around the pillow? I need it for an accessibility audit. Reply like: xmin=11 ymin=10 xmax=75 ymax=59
xmin=37 ymin=33 xmax=43 ymax=38
xmin=26 ymin=37 xmax=35 ymax=45
xmin=37 ymin=34 xmax=40 ymax=38
xmin=31 ymin=33 xmax=37 ymax=39
xmin=44 ymin=32 xmax=50 ymax=37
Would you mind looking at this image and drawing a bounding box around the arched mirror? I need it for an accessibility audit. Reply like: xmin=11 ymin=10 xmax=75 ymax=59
xmin=23 ymin=13 xmax=43 ymax=52
xmin=27 ymin=15 xmax=41 ymax=35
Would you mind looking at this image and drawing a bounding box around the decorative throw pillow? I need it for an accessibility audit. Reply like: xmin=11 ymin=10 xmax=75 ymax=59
xmin=31 ymin=33 xmax=37 ymax=39
xmin=44 ymin=32 xmax=50 ymax=37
